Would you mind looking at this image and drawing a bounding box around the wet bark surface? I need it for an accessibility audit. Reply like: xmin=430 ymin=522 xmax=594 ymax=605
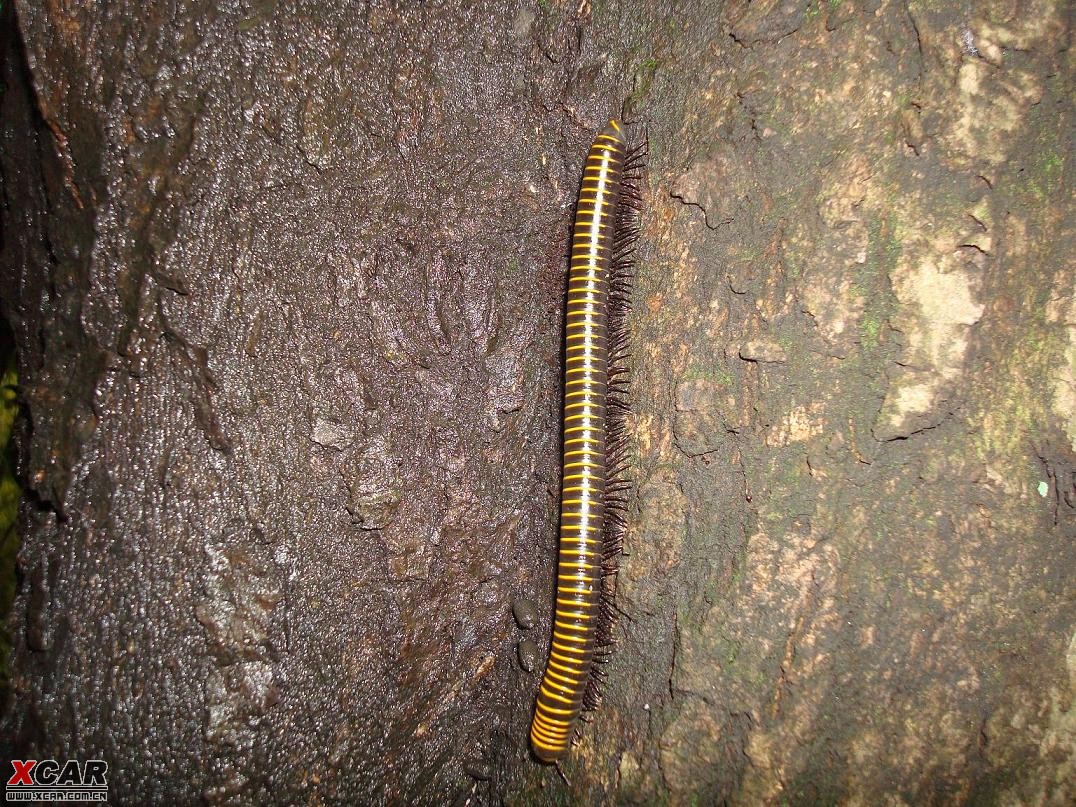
xmin=1 ymin=1 xmax=1072 ymax=805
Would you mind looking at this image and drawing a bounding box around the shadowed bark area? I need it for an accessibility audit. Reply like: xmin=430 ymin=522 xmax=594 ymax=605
xmin=1 ymin=1 xmax=1073 ymax=805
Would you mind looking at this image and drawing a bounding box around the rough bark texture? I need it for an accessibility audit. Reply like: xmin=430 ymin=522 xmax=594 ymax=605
xmin=1 ymin=1 xmax=1073 ymax=805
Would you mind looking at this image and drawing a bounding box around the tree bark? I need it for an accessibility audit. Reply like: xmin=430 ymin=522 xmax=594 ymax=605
xmin=1 ymin=1 xmax=1072 ymax=805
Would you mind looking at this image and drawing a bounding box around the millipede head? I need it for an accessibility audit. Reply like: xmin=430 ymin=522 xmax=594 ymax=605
xmin=600 ymin=118 xmax=628 ymax=146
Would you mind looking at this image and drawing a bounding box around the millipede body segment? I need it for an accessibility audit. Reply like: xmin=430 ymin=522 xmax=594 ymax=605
xmin=530 ymin=119 xmax=643 ymax=764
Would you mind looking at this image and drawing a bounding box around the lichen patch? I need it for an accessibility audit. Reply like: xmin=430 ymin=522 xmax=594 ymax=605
xmin=896 ymin=255 xmax=985 ymax=377
xmin=767 ymin=404 xmax=824 ymax=447
xmin=946 ymin=59 xmax=1044 ymax=167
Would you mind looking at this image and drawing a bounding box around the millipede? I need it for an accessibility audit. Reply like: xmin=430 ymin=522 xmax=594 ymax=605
xmin=529 ymin=118 xmax=645 ymax=767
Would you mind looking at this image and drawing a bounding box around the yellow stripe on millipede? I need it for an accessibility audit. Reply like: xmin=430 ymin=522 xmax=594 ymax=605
xmin=533 ymin=721 xmax=570 ymax=740
xmin=548 ymin=654 xmax=587 ymax=672
xmin=533 ymin=721 xmax=570 ymax=741
xmin=532 ymin=719 xmax=569 ymax=740
xmin=533 ymin=721 xmax=570 ymax=738
xmin=531 ymin=723 xmax=568 ymax=744
xmin=532 ymin=729 xmax=568 ymax=748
